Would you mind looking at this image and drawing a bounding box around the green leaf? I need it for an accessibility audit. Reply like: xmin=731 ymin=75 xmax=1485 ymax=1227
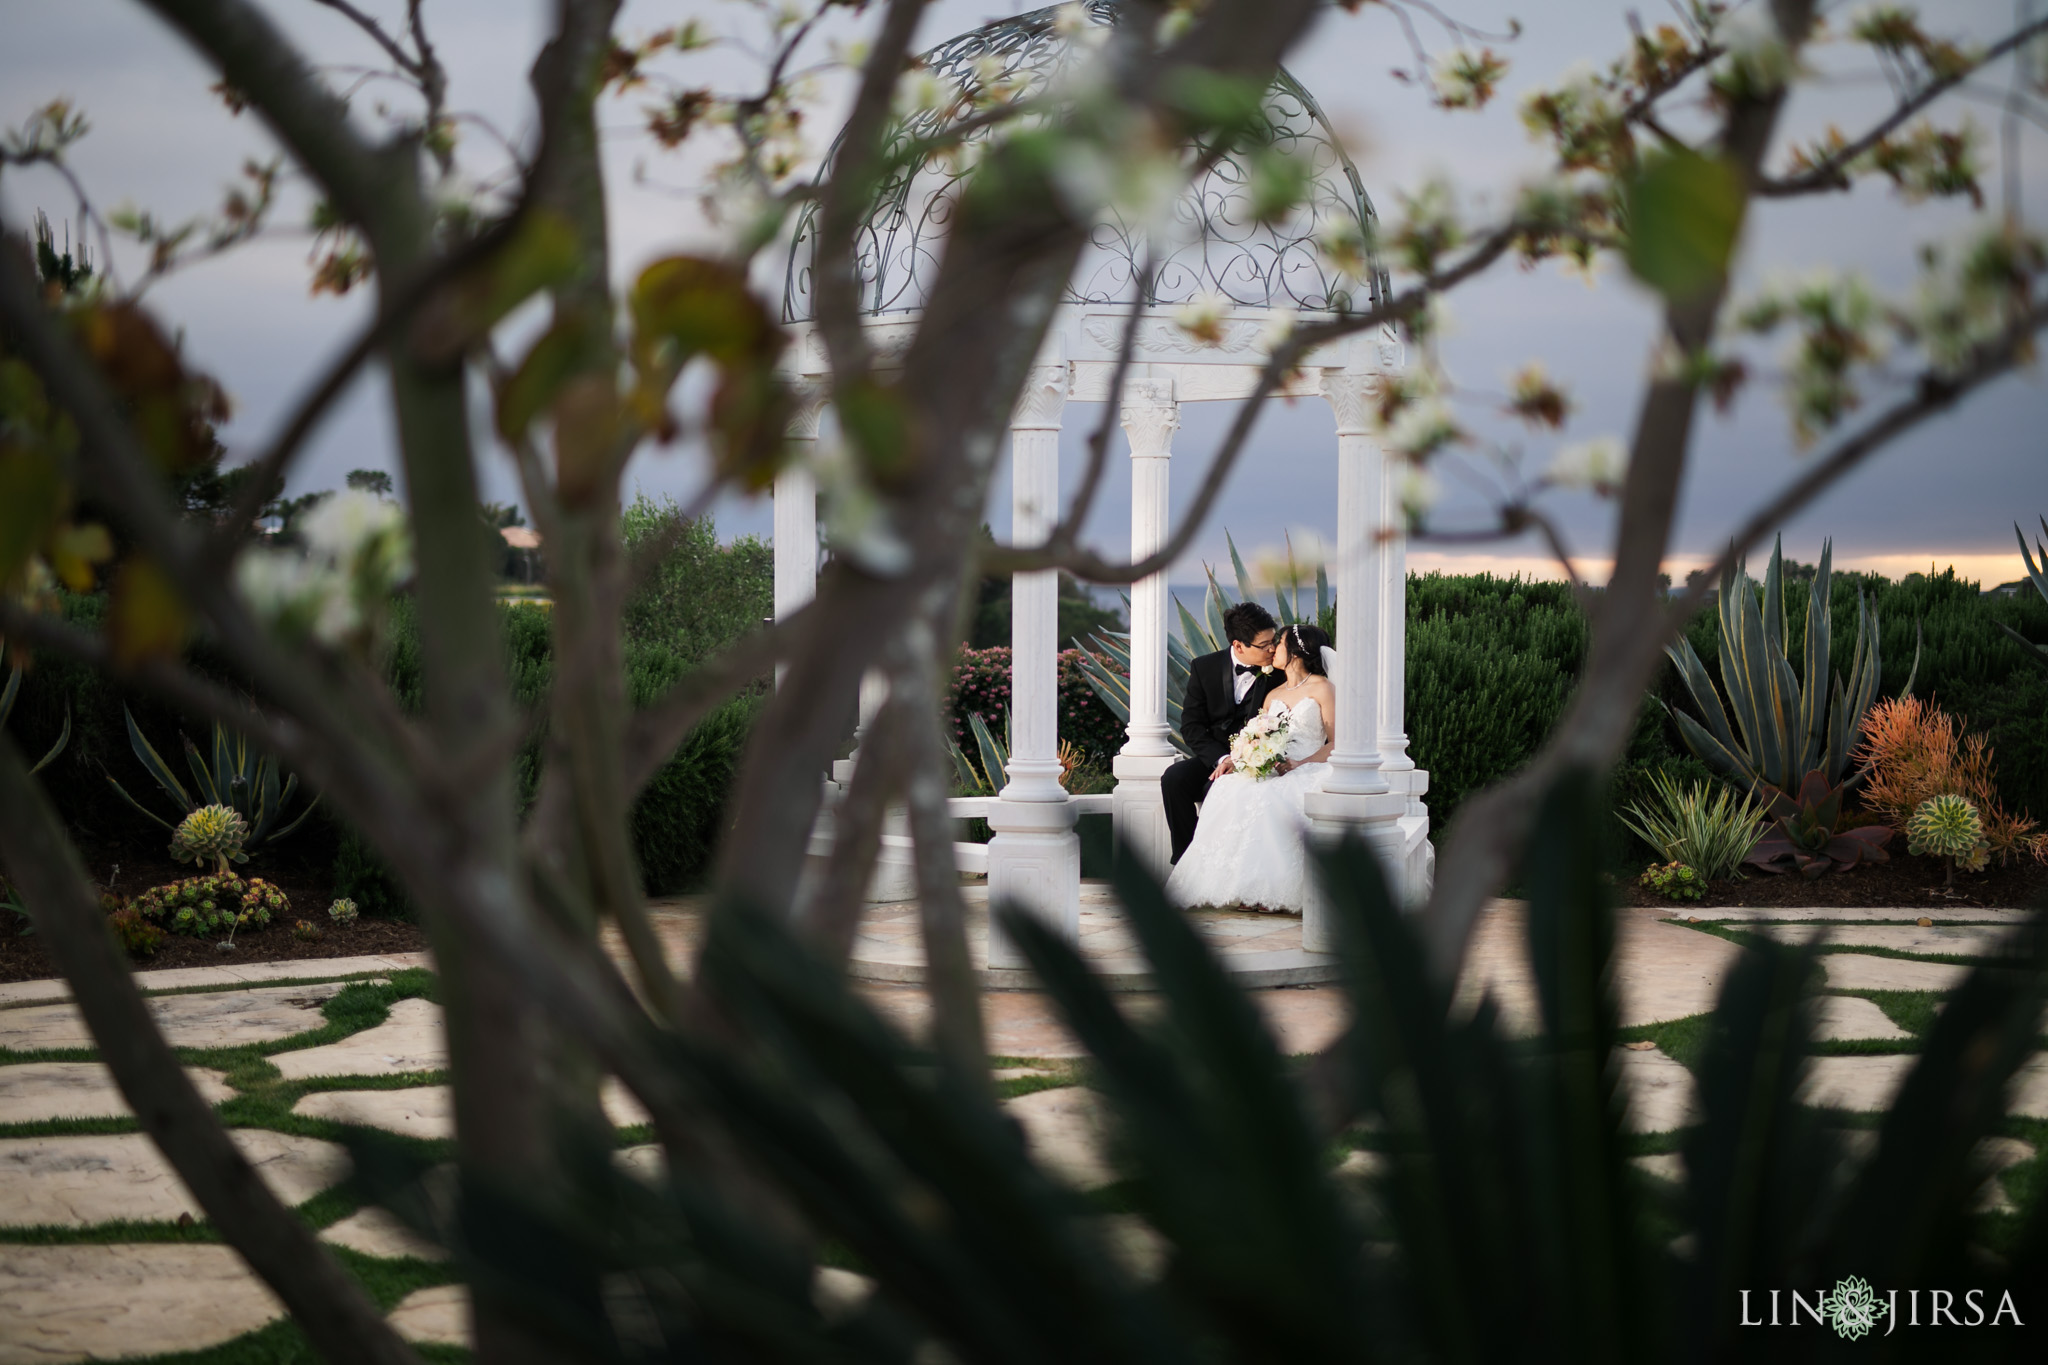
xmin=495 ymin=316 xmax=603 ymax=444
xmin=1625 ymin=149 xmax=1744 ymax=304
xmin=122 ymin=704 xmax=191 ymax=812
xmin=0 ymin=447 xmax=65 ymax=591
xmin=27 ymin=702 xmax=69 ymax=775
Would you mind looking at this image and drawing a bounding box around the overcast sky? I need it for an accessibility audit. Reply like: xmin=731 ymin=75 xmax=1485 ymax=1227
xmin=4 ymin=0 xmax=2044 ymax=589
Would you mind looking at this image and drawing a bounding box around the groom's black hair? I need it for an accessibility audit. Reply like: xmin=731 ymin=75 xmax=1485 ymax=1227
xmin=1222 ymin=601 xmax=1277 ymax=644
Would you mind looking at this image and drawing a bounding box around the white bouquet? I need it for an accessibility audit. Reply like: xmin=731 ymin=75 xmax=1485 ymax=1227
xmin=1229 ymin=708 xmax=1292 ymax=780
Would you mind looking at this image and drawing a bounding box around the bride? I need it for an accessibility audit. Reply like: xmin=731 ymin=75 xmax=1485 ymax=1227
xmin=1165 ymin=621 xmax=1336 ymax=915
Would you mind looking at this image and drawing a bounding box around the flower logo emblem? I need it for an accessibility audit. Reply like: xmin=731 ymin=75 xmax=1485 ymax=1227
xmin=1821 ymin=1276 xmax=1887 ymax=1341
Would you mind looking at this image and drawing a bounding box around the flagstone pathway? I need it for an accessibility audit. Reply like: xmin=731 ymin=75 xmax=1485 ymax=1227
xmin=0 ymin=897 xmax=2040 ymax=1361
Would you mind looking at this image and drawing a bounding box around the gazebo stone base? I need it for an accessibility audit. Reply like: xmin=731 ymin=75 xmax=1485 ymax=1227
xmin=843 ymin=885 xmax=1344 ymax=992
xmin=985 ymin=797 xmax=1081 ymax=970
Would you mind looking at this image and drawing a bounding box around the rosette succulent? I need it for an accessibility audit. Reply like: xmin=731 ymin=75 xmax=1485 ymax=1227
xmin=169 ymin=804 xmax=250 ymax=874
xmin=1907 ymin=793 xmax=1988 ymax=885
xmin=327 ymin=897 xmax=360 ymax=926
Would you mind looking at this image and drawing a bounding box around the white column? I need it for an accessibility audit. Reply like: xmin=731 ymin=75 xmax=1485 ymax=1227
xmin=987 ymin=363 xmax=1081 ymax=969
xmin=772 ymin=388 xmax=824 ymax=625
xmin=1318 ymin=369 xmax=1387 ymax=799
xmin=1302 ymin=368 xmax=1406 ymax=948
xmin=1377 ymin=450 xmax=1414 ymax=775
xmin=1111 ymin=378 xmax=1180 ymax=877
xmin=1000 ymin=364 xmax=1071 ymax=803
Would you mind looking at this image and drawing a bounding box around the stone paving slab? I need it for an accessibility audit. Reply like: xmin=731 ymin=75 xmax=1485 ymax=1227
xmin=1666 ymin=908 xmax=2033 ymax=924
xmin=1005 ymin=1087 xmax=1113 ymax=1189
xmin=1458 ymin=907 xmax=1743 ymax=1036
xmin=388 ymin=1284 xmax=470 ymax=1347
xmin=1801 ymin=1055 xmax=1916 ymax=1111
xmin=295 ymin=1086 xmax=452 ymax=1139
xmin=1819 ymin=954 xmax=1970 ymax=993
xmin=0 ymin=1063 xmax=233 ymax=1123
xmin=1756 ymin=925 xmax=2016 ymax=957
xmin=0 ymin=1244 xmax=285 ymax=1363
xmin=320 ymin=1206 xmax=448 ymax=1262
xmin=2012 ymin=1054 xmax=2048 ymax=1120
xmin=269 ymin=997 xmax=446 ymax=1080
xmin=1813 ymin=996 xmax=1913 ymax=1041
xmin=860 ymin=979 xmax=1347 ymax=1060
xmin=1616 ymin=1047 xmax=1701 ymax=1134
xmin=0 ymin=982 xmax=357 ymax=1054
xmin=293 ymin=1078 xmax=648 ymax=1137
xmin=0 ymin=956 xmax=429 ymax=1012
xmin=0 ymin=1129 xmax=349 ymax=1227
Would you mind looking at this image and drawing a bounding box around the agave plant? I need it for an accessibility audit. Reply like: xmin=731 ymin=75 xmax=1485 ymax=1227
xmin=1996 ymin=516 xmax=2048 ymax=674
xmin=1076 ymin=531 xmax=1328 ymax=755
xmin=0 ymin=649 xmax=69 ymax=776
xmin=945 ymin=712 xmax=1011 ymax=794
xmin=343 ymin=772 xmax=2048 ymax=1363
xmin=1666 ymin=537 xmax=1911 ymax=800
xmin=108 ymin=706 xmax=318 ymax=851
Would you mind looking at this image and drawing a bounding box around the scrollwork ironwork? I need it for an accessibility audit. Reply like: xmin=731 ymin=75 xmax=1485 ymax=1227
xmin=781 ymin=1 xmax=1389 ymax=325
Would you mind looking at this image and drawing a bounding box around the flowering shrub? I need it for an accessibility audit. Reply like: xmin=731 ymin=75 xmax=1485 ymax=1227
xmin=943 ymin=647 xmax=1126 ymax=766
xmin=1639 ymin=862 xmax=1706 ymax=901
xmin=133 ymin=874 xmax=289 ymax=939
xmin=105 ymin=901 xmax=164 ymax=957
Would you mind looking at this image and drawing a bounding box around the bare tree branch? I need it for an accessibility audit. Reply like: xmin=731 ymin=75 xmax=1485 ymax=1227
xmin=1665 ymin=301 xmax=2048 ymax=627
xmin=1757 ymin=14 xmax=2048 ymax=197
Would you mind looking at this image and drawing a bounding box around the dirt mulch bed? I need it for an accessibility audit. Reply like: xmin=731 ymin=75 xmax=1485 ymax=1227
xmin=1 ymin=828 xmax=429 ymax=985
xmin=0 ymin=914 xmax=430 ymax=985
xmin=1620 ymin=849 xmax=2048 ymax=911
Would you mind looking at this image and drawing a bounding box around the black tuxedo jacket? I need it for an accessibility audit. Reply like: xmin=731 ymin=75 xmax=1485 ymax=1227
xmin=1180 ymin=649 xmax=1281 ymax=770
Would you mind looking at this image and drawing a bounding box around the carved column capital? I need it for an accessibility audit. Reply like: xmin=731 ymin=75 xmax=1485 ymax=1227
xmin=786 ymin=381 xmax=829 ymax=440
xmin=1320 ymin=368 xmax=1377 ymax=436
xmin=1011 ymin=364 xmax=1072 ymax=430
xmin=1119 ymin=378 xmax=1179 ymax=458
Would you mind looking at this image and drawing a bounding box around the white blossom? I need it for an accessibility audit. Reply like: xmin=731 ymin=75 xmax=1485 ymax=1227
xmin=1256 ymin=307 xmax=1298 ymax=354
xmin=1547 ymin=436 xmax=1629 ymax=493
xmin=238 ymin=490 xmax=412 ymax=648
xmin=1172 ymin=291 xmax=1230 ymax=345
xmin=1385 ymin=397 xmax=1459 ymax=459
xmin=1714 ymin=4 xmax=1793 ymax=94
xmin=1397 ymin=465 xmax=1441 ymax=520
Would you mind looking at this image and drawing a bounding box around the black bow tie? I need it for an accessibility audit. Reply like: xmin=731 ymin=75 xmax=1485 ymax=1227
xmin=1234 ymin=663 xmax=1256 ymax=675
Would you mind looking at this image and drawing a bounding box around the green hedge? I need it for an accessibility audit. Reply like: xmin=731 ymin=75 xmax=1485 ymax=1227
xmin=15 ymin=512 xmax=772 ymax=913
xmin=332 ymin=597 xmax=766 ymax=909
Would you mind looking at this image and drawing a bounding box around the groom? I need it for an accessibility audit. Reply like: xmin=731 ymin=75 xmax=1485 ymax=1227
xmin=1163 ymin=601 xmax=1281 ymax=863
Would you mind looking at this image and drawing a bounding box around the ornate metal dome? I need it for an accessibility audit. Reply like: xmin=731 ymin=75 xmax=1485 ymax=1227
xmin=780 ymin=0 xmax=1389 ymax=324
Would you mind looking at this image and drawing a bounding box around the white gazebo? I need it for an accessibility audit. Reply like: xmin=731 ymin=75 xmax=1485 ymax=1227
xmin=780 ymin=1 xmax=1432 ymax=968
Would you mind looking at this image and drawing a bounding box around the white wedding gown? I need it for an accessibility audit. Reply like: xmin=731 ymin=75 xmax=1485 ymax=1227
xmin=1165 ymin=696 xmax=1328 ymax=915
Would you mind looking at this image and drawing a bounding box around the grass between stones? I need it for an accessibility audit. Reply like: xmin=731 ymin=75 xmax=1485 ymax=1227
xmin=0 ymin=970 xmax=465 ymax=1361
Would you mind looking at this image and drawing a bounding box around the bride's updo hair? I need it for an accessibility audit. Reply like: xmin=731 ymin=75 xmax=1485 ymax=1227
xmin=1282 ymin=622 xmax=1332 ymax=675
